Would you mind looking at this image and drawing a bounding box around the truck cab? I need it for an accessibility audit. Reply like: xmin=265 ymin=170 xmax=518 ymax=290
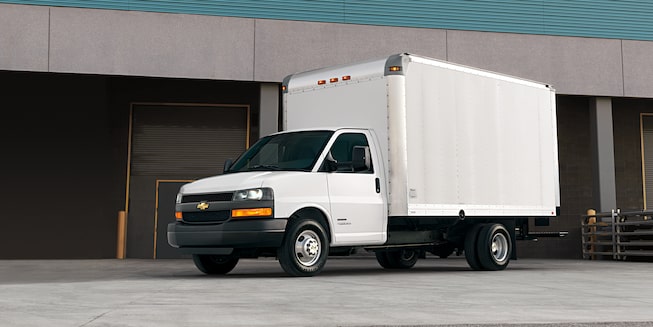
xmin=168 ymin=128 xmax=388 ymax=276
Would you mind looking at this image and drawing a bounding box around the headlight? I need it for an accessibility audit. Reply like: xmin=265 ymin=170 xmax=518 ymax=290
xmin=233 ymin=188 xmax=273 ymax=201
xmin=176 ymin=193 xmax=183 ymax=204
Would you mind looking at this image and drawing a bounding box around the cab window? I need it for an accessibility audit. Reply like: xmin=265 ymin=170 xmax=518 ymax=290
xmin=320 ymin=133 xmax=373 ymax=173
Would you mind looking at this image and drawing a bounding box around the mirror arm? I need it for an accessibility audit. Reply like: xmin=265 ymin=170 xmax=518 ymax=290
xmin=223 ymin=158 xmax=233 ymax=173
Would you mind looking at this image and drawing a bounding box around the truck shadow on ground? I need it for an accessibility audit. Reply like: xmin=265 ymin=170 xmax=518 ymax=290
xmin=0 ymin=258 xmax=542 ymax=284
xmin=171 ymin=257 xmax=536 ymax=279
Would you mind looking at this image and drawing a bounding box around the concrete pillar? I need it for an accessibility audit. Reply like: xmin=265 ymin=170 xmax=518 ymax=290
xmin=589 ymin=97 xmax=617 ymax=213
xmin=259 ymin=83 xmax=280 ymax=137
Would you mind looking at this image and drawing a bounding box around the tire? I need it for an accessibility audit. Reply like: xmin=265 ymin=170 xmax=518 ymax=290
xmin=376 ymin=249 xmax=419 ymax=269
xmin=192 ymin=254 xmax=239 ymax=275
xmin=375 ymin=251 xmax=393 ymax=269
xmin=476 ymin=223 xmax=512 ymax=271
xmin=278 ymin=219 xmax=329 ymax=277
xmin=464 ymin=224 xmax=484 ymax=271
xmin=388 ymin=249 xmax=419 ymax=269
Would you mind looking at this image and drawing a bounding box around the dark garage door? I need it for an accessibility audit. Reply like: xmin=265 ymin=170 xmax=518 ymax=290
xmin=127 ymin=104 xmax=249 ymax=258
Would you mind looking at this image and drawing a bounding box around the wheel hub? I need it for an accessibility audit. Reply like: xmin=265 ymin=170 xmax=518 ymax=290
xmin=491 ymin=233 xmax=509 ymax=263
xmin=305 ymin=239 xmax=319 ymax=256
xmin=294 ymin=230 xmax=321 ymax=267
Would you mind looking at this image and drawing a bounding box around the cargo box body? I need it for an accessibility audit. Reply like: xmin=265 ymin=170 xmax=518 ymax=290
xmin=283 ymin=53 xmax=559 ymax=219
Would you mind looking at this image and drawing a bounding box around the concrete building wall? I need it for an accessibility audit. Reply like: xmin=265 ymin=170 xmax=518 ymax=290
xmin=48 ymin=7 xmax=255 ymax=80
xmin=2 ymin=3 xmax=653 ymax=259
xmin=252 ymin=19 xmax=448 ymax=82
xmin=0 ymin=4 xmax=49 ymax=71
xmin=622 ymin=41 xmax=653 ymax=98
xmin=3 ymin=3 xmax=653 ymax=99
xmin=447 ymin=31 xmax=624 ymax=97
xmin=4 ymin=0 xmax=653 ymax=41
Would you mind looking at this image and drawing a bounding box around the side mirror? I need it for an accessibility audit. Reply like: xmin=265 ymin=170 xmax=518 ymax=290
xmin=352 ymin=146 xmax=371 ymax=171
xmin=223 ymin=158 xmax=233 ymax=173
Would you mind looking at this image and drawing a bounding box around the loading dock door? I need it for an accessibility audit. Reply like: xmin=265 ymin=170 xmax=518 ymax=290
xmin=128 ymin=104 xmax=249 ymax=259
xmin=642 ymin=115 xmax=653 ymax=209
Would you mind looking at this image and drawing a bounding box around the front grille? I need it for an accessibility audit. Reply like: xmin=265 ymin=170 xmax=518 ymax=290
xmin=182 ymin=193 xmax=233 ymax=203
xmin=183 ymin=210 xmax=230 ymax=223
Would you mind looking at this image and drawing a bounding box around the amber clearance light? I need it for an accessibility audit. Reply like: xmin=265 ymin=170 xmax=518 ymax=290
xmin=231 ymin=208 xmax=273 ymax=218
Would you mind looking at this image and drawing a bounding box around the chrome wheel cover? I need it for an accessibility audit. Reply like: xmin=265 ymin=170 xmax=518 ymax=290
xmin=490 ymin=232 xmax=509 ymax=263
xmin=294 ymin=230 xmax=321 ymax=267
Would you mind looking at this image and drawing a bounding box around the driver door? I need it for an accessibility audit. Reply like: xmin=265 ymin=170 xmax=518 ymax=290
xmin=321 ymin=131 xmax=385 ymax=245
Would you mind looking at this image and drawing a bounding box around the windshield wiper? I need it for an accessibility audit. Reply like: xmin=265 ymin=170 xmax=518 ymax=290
xmin=249 ymin=164 xmax=281 ymax=171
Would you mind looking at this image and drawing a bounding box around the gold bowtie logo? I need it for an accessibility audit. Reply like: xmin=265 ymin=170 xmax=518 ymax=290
xmin=197 ymin=202 xmax=209 ymax=210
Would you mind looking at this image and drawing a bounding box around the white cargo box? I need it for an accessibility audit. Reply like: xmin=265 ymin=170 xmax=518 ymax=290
xmin=283 ymin=53 xmax=559 ymax=218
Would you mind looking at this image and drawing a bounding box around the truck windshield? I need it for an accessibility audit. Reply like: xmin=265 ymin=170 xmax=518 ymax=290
xmin=227 ymin=130 xmax=334 ymax=172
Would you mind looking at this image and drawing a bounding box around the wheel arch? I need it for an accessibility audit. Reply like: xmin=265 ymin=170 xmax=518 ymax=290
xmin=288 ymin=206 xmax=333 ymax=244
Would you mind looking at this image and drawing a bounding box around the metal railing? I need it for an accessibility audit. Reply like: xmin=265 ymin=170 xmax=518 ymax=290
xmin=581 ymin=209 xmax=653 ymax=260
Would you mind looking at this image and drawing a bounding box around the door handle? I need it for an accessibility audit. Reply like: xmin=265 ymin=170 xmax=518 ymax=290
xmin=375 ymin=178 xmax=381 ymax=193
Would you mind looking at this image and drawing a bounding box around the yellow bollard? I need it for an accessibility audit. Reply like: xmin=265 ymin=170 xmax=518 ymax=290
xmin=116 ymin=211 xmax=127 ymax=259
xmin=586 ymin=209 xmax=596 ymax=260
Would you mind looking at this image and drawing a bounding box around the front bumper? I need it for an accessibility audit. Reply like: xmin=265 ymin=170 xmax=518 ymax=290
xmin=167 ymin=218 xmax=287 ymax=253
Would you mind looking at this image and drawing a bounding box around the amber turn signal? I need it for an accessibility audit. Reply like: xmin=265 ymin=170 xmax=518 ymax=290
xmin=231 ymin=208 xmax=273 ymax=218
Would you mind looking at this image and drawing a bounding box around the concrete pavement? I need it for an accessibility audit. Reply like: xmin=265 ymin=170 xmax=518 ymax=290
xmin=0 ymin=257 xmax=652 ymax=326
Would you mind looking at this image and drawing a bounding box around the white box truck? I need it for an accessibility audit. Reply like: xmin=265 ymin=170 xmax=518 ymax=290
xmin=168 ymin=53 xmax=560 ymax=276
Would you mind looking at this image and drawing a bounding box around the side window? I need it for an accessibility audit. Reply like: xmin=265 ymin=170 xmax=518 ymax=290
xmin=321 ymin=133 xmax=373 ymax=173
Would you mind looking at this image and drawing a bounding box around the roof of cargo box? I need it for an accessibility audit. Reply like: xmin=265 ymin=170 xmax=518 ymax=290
xmin=282 ymin=56 xmax=388 ymax=92
xmin=282 ymin=53 xmax=553 ymax=93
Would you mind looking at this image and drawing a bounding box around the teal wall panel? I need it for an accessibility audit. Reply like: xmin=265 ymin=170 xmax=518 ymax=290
xmin=2 ymin=0 xmax=652 ymax=41
xmin=128 ymin=0 xmax=345 ymax=22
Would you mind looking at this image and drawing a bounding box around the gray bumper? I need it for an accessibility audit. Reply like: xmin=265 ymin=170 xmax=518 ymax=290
xmin=167 ymin=218 xmax=287 ymax=252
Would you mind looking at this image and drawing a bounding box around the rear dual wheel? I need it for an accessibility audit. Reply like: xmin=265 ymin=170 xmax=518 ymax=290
xmin=464 ymin=224 xmax=484 ymax=270
xmin=464 ymin=223 xmax=511 ymax=271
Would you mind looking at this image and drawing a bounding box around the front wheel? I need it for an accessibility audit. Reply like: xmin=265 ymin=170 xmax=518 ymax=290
xmin=192 ymin=254 xmax=239 ymax=275
xmin=278 ymin=219 xmax=329 ymax=277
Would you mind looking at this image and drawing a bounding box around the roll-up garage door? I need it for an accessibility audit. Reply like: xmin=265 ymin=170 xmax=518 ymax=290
xmin=642 ymin=115 xmax=653 ymax=210
xmin=131 ymin=104 xmax=249 ymax=176
xmin=127 ymin=103 xmax=249 ymax=259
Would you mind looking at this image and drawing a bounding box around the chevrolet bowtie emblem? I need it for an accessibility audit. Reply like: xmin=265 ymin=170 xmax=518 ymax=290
xmin=197 ymin=202 xmax=209 ymax=210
